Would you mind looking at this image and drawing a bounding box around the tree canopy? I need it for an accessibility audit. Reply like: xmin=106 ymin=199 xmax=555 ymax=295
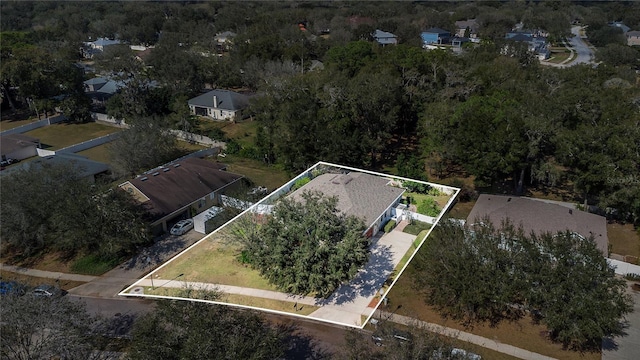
xmin=229 ymin=191 xmax=370 ymax=298
xmin=411 ymin=219 xmax=633 ymax=351
xmin=0 ymin=162 xmax=151 ymax=259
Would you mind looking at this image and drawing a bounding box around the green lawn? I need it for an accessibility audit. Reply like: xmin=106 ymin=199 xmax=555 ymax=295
xmin=24 ymin=122 xmax=120 ymax=150
xmin=0 ymin=117 xmax=42 ymax=131
xmin=219 ymin=155 xmax=291 ymax=191
xmin=153 ymin=230 xmax=279 ymax=291
xmin=196 ymin=118 xmax=259 ymax=147
xmin=76 ymin=143 xmax=112 ymax=164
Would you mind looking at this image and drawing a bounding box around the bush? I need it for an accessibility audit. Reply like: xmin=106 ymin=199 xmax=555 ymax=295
xmin=384 ymin=220 xmax=396 ymax=233
xmin=417 ymin=197 xmax=441 ymax=217
xmin=291 ymin=177 xmax=311 ymax=191
xmin=208 ymin=127 xmax=227 ymax=141
xmin=403 ymin=181 xmax=431 ymax=194
xmin=226 ymin=139 xmax=241 ymax=154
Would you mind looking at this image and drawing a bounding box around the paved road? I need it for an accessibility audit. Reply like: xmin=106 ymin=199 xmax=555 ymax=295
xmin=567 ymin=25 xmax=596 ymax=66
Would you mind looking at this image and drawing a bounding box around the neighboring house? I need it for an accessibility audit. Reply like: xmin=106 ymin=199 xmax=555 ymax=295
xmin=466 ymin=194 xmax=608 ymax=255
xmin=348 ymin=15 xmax=375 ymax=29
xmin=188 ymin=89 xmax=250 ymax=121
xmin=288 ymin=172 xmax=405 ymax=237
xmin=627 ymin=30 xmax=640 ymax=46
xmin=214 ymin=31 xmax=237 ymax=52
xmin=505 ymin=31 xmax=550 ymax=60
xmin=83 ymin=77 xmax=126 ymax=105
xmin=421 ymin=27 xmax=451 ymax=46
xmin=119 ymin=157 xmax=244 ymax=234
xmin=455 ymin=19 xmax=480 ymax=38
xmin=1 ymin=153 xmax=109 ymax=182
xmin=372 ymin=29 xmax=398 ymax=46
xmin=0 ymin=134 xmax=40 ymax=162
xmin=609 ymin=21 xmax=631 ymax=34
xmin=82 ymin=38 xmax=121 ymax=58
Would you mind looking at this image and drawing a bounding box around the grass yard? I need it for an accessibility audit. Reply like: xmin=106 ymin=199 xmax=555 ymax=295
xmin=197 ymin=118 xmax=259 ymax=147
xmin=447 ymin=200 xmax=476 ymax=220
xmin=0 ymin=116 xmax=42 ymax=131
xmin=608 ymin=222 xmax=640 ymax=258
xmin=405 ymin=192 xmax=452 ymax=212
xmin=386 ymin=269 xmax=600 ymax=360
xmin=152 ymin=232 xmax=279 ymax=292
xmin=24 ymin=122 xmax=120 ymax=150
xmin=76 ymin=142 xmax=112 ymax=164
xmin=177 ymin=139 xmax=208 ymax=154
xmin=545 ymin=48 xmax=573 ymax=64
xmin=216 ymin=155 xmax=291 ymax=191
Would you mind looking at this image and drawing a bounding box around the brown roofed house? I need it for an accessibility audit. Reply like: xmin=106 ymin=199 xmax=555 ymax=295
xmin=466 ymin=194 xmax=608 ymax=254
xmin=119 ymin=157 xmax=244 ymax=234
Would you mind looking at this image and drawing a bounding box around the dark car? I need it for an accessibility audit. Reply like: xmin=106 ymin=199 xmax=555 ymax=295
xmin=0 ymin=281 xmax=26 ymax=296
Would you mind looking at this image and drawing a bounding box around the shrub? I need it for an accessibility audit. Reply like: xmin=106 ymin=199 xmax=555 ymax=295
xmin=417 ymin=197 xmax=441 ymax=217
xmin=384 ymin=220 xmax=396 ymax=233
xmin=403 ymin=181 xmax=431 ymax=194
xmin=226 ymin=139 xmax=241 ymax=154
xmin=208 ymin=127 xmax=227 ymax=141
xmin=71 ymin=254 xmax=120 ymax=275
xmin=291 ymin=177 xmax=311 ymax=191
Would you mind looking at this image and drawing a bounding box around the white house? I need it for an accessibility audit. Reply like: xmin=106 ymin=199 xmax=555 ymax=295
xmin=187 ymin=89 xmax=250 ymax=121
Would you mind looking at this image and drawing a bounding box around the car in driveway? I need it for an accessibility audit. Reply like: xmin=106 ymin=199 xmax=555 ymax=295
xmin=170 ymin=219 xmax=194 ymax=236
xmin=32 ymin=284 xmax=64 ymax=298
xmin=371 ymin=328 xmax=412 ymax=346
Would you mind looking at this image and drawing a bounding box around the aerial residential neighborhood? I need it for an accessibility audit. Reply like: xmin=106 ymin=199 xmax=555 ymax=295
xmin=1 ymin=2 xmax=640 ymax=360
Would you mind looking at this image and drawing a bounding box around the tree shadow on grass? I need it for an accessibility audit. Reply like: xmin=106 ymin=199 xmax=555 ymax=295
xmin=122 ymin=234 xmax=189 ymax=271
xmin=282 ymin=325 xmax=333 ymax=360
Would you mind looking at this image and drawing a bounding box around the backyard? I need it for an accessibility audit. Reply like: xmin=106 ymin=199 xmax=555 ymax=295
xmin=24 ymin=122 xmax=120 ymax=150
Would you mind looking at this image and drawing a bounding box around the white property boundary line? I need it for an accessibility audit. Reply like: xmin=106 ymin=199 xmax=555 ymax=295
xmin=119 ymin=161 xmax=460 ymax=329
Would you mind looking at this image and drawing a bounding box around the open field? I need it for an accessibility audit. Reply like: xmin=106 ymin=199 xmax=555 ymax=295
xmin=24 ymin=122 xmax=120 ymax=150
xmin=386 ymin=267 xmax=600 ymax=360
xmin=197 ymin=118 xmax=259 ymax=147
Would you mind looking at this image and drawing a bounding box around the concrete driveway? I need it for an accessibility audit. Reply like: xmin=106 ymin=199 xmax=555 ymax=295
xmin=308 ymin=229 xmax=416 ymax=326
xmin=602 ymin=282 xmax=640 ymax=360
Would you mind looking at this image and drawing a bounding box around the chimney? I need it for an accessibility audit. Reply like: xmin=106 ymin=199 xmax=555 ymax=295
xmin=213 ymin=95 xmax=218 ymax=108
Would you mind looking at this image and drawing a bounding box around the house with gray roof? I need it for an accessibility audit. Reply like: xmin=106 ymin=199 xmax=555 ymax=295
xmin=372 ymin=29 xmax=398 ymax=46
xmin=455 ymin=19 xmax=480 ymax=39
xmin=1 ymin=134 xmax=40 ymax=162
xmin=288 ymin=172 xmax=405 ymax=237
xmin=627 ymin=30 xmax=640 ymax=46
xmin=466 ymin=194 xmax=608 ymax=254
xmin=188 ymin=89 xmax=250 ymax=121
xmin=1 ymin=153 xmax=109 ymax=183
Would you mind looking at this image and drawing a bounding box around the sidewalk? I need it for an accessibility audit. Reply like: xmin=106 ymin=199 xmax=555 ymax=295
xmin=380 ymin=312 xmax=557 ymax=360
xmin=0 ymin=264 xmax=98 ymax=282
xmin=130 ymin=277 xmax=556 ymax=360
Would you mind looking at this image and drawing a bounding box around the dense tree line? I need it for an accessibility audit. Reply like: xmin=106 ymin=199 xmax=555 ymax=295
xmin=411 ymin=219 xmax=633 ymax=351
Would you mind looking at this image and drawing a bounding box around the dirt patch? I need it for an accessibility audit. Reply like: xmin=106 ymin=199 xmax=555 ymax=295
xmin=608 ymin=222 xmax=640 ymax=258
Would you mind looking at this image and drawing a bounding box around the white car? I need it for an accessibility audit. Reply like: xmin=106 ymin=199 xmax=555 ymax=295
xmin=170 ymin=219 xmax=194 ymax=236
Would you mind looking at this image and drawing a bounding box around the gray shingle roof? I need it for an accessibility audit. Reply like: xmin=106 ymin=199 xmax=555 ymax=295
xmin=467 ymin=194 xmax=608 ymax=254
xmin=1 ymin=153 xmax=109 ymax=179
xmin=288 ymin=172 xmax=405 ymax=228
xmin=1 ymin=134 xmax=39 ymax=156
xmin=188 ymin=89 xmax=249 ymax=111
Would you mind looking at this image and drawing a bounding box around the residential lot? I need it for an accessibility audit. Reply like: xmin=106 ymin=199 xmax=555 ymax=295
xmin=121 ymin=162 xmax=458 ymax=328
xmin=24 ymin=122 xmax=120 ymax=150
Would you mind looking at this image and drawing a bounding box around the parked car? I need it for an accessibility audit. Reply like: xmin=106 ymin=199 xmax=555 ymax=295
xmin=32 ymin=284 xmax=64 ymax=298
xmin=0 ymin=158 xmax=15 ymax=167
xmin=170 ymin=219 xmax=194 ymax=236
xmin=0 ymin=281 xmax=26 ymax=296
